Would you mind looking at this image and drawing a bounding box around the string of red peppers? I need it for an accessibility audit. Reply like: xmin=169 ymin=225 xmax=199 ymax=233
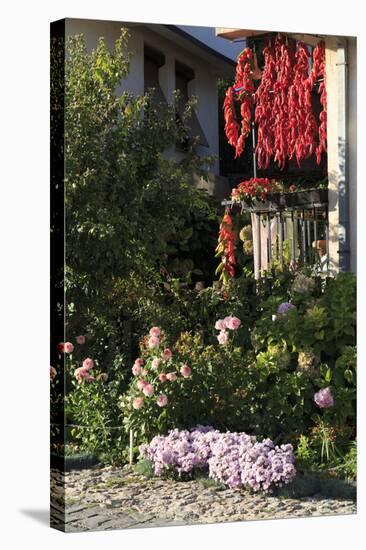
xmin=215 ymin=212 xmax=237 ymax=285
xmin=223 ymin=48 xmax=254 ymax=158
xmin=224 ymin=38 xmax=327 ymax=169
xmin=219 ymin=39 xmax=327 ymax=285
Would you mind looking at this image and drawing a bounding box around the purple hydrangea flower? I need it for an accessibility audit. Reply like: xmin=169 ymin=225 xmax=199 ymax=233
xmin=277 ymin=302 xmax=295 ymax=315
xmin=314 ymin=387 xmax=334 ymax=408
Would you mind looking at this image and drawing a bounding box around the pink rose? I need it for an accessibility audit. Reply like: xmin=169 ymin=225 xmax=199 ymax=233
xmin=56 ymin=342 xmax=65 ymax=353
xmin=149 ymin=326 xmax=161 ymax=337
xmin=132 ymin=364 xmax=142 ymax=376
xmin=141 ymin=368 xmax=148 ymax=377
xmin=76 ymin=335 xmax=86 ymax=345
xmin=162 ymin=348 xmax=172 ymax=361
xmin=157 ymin=394 xmax=168 ymax=407
xmin=133 ymin=397 xmax=145 ymax=410
xmin=217 ymin=330 xmax=229 ymax=345
xmin=225 ymin=316 xmax=241 ymax=330
xmin=151 ymin=357 xmax=161 ymax=370
xmin=148 ymin=335 xmax=160 ymax=348
xmin=50 ymin=366 xmax=57 ymax=381
xmin=159 ymin=372 xmax=167 ymax=383
xmin=180 ymin=364 xmax=192 ymax=378
xmin=166 ymin=372 xmax=177 ymax=382
xmin=82 ymin=358 xmax=94 ymax=370
xmin=142 ymin=383 xmax=154 ymax=397
xmin=64 ymin=342 xmax=74 ymax=354
xmin=134 ymin=358 xmax=144 ymax=367
xmin=74 ymin=367 xmax=95 ymax=383
xmin=137 ymin=379 xmax=147 ymax=391
xmin=73 ymin=367 xmax=85 ymax=381
xmin=215 ymin=319 xmax=227 ymax=331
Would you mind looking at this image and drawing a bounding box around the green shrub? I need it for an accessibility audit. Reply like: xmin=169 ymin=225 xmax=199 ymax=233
xmin=65 ymin=358 xmax=128 ymax=465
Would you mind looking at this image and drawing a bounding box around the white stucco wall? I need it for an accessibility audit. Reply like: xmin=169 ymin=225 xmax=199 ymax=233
xmin=65 ymin=18 xmax=223 ymax=175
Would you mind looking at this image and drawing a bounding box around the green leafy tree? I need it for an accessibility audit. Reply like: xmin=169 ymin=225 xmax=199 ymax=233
xmin=64 ymin=29 xmax=219 ymax=365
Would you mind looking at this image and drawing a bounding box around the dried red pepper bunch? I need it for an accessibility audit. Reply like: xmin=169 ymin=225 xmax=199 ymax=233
xmin=309 ymin=41 xmax=327 ymax=164
xmin=254 ymin=36 xmax=327 ymax=170
xmin=215 ymin=212 xmax=237 ymax=285
xmin=231 ymin=177 xmax=276 ymax=203
xmin=223 ymin=48 xmax=254 ymax=159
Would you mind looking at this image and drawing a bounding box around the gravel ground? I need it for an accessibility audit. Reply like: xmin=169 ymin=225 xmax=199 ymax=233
xmin=50 ymin=465 xmax=356 ymax=532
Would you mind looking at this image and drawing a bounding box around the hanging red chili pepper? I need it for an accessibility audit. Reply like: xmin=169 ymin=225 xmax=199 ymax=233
xmin=288 ymin=41 xmax=318 ymax=166
xmin=309 ymin=40 xmax=327 ymax=164
xmin=223 ymin=86 xmax=240 ymax=148
xmin=223 ymin=48 xmax=254 ymax=158
xmin=215 ymin=212 xmax=237 ymax=285
xmin=272 ymin=36 xmax=295 ymax=170
xmin=254 ymin=40 xmax=276 ymax=169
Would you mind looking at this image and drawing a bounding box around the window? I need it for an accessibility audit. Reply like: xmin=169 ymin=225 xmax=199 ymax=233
xmin=144 ymin=44 xmax=167 ymax=105
xmin=175 ymin=60 xmax=209 ymax=149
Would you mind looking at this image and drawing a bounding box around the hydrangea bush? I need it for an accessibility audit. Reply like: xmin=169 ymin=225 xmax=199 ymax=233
xmin=139 ymin=426 xmax=296 ymax=493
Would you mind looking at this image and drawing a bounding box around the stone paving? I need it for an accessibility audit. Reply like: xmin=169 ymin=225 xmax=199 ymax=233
xmin=50 ymin=465 xmax=356 ymax=532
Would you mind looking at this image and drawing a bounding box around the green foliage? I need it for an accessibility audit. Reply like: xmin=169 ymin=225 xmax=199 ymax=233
xmin=65 ymin=358 xmax=128 ymax=464
xmin=64 ymin=29 xmax=219 ymax=369
xmin=295 ymin=435 xmax=318 ymax=470
xmin=134 ymin=459 xmax=155 ymax=478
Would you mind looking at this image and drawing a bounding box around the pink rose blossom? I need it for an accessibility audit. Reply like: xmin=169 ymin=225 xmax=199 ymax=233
xmin=215 ymin=319 xmax=227 ymax=331
xmin=133 ymin=397 xmax=145 ymax=410
xmin=82 ymin=358 xmax=94 ymax=370
xmin=149 ymin=327 xmax=161 ymax=337
xmin=137 ymin=379 xmax=147 ymax=390
xmin=159 ymin=372 xmax=167 ymax=383
xmin=134 ymin=358 xmax=144 ymax=367
xmin=132 ymin=364 xmax=142 ymax=376
xmin=162 ymin=348 xmax=173 ymax=361
xmin=57 ymin=342 xmax=65 ymax=353
xmin=143 ymin=383 xmax=155 ymax=397
xmin=64 ymin=342 xmax=74 ymax=354
xmin=157 ymin=394 xmax=168 ymax=407
xmin=180 ymin=364 xmax=192 ymax=378
xmin=50 ymin=366 xmax=57 ymax=381
xmin=148 ymin=335 xmax=160 ymax=348
xmin=74 ymin=367 xmax=95 ymax=383
xmin=314 ymin=387 xmax=334 ymax=409
xmin=217 ymin=330 xmax=229 ymax=345
xmin=225 ymin=316 xmax=241 ymax=330
xmin=151 ymin=357 xmax=161 ymax=370
xmin=166 ymin=372 xmax=177 ymax=382
xmin=76 ymin=335 xmax=86 ymax=345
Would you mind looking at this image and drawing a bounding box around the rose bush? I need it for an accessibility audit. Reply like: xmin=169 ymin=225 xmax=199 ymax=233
xmin=120 ymin=324 xmax=259 ymax=443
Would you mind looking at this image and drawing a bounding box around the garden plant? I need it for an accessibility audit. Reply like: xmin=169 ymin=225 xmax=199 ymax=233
xmin=51 ymin=29 xmax=357 ymax=496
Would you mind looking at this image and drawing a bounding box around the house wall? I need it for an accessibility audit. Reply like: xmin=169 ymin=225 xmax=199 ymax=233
xmin=65 ymin=18 xmax=222 ymax=175
xmin=321 ymin=36 xmax=357 ymax=276
xmin=347 ymin=38 xmax=357 ymax=274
